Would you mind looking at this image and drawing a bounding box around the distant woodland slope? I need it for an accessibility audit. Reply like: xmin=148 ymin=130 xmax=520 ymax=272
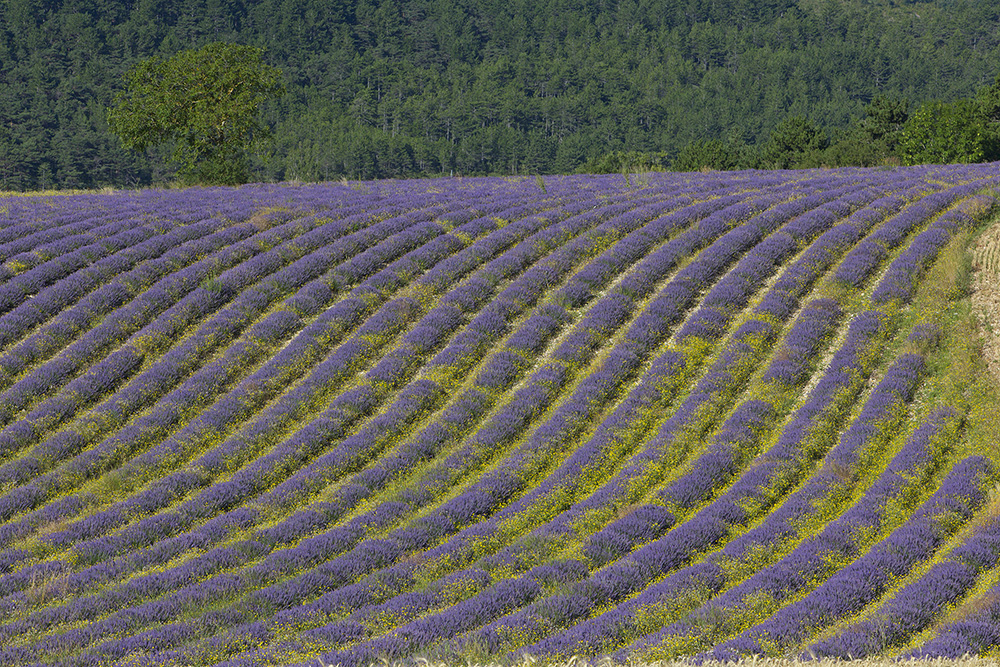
xmin=2 ymin=0 xmax=1000 ymax=189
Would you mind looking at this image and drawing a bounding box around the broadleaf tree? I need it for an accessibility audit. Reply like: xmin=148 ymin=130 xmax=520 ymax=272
xmin=107 ymin=42 xmax=284 ymax=185
xmin=898 ymin=99 xmax=991 ymax=166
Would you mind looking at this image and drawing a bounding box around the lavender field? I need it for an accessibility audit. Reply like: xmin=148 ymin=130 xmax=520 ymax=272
xmin=3 ymin=167 xmax=1000 ymax=666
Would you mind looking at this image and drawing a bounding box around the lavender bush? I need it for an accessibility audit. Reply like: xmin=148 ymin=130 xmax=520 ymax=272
xmin=0 ymin=165 xmax=998 ymax=666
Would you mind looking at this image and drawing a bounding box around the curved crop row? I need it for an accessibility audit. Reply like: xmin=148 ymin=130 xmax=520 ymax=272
xmin=1 ymin=167 xmax=1000 ymax=666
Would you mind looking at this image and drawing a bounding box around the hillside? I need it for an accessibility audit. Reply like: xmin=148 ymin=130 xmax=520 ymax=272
xmin=3 ymin=0 xmax=1000 ymax=188
xmin=2 ymin=167 xmax=1000 ymax=665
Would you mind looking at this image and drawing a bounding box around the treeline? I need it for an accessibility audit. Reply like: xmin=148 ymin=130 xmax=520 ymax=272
xmin=595 ymin=77 xmax=1000 ymax=173
xmin=2 ymin=0 xmax=1000 ymax=189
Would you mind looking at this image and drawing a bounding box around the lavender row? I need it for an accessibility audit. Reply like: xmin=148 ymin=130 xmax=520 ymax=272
xmin=17 ymin=183 xmax=632 ymax=560
xmin=453 ymin=298 xmax=844 ymax=661
xmin=0 ymin=202 xmax=475 ymax=560
xmin=5 ymin=206 xmax=446 ymax=556
xmin=0 ymin=215 xmax=152 ymax=312
xmin=0 ymin=213 xmax=166 ymax=317
xmin=615 ymin=180 xmax=989 ymax=595
xmin=521 ymin=308 xmax=898 ymax=660
xmin=0 ymin=211 xmax=444 ymax=517
xmin=19 ymin=197 xmax=684 ymax=656
xmin=902 ymin=512 xmax=1000 ymax=658
xmin=579 ymin=297 xmax=840 ymax=569
xmin=309 ymin=563 xmax=587 ymax=667
xmin=0 ymin=190 xmax=600 ymax=568
xmin=281 ymin=265 xmax=851 ymax=665
xmin=252 ymin=176 xmax=892 ymax=628
xmin=0 ymin=215 xmax=241 ymax=377
xmin=671 ymin=180 xmax=875 ymax=343
xmin=637 ymin=402 xmax=955 ymax=660
xmin=0 ymin=188 xmax=639 ymax=641
xmin=618 ymin=354 xmax=941 ymax=660
xmin=42 ymin=189 xmax=615 ymax=552
xmin=317 ymin=178 xmax=862 ymax=535
xmin=873 ymin=193 xmax=995 ymax=304
xmin=580 ymin=188 xmax=976 ymax=640
xmin=175 ymin=176 xmax=877 ymax=665
xmin=242 ymin=197 xmax=699 ymax=518
xmin=0 ymin=210 xmax=113 ymax=262
xmin=0 ymin=244 xmax=632 ymax=656
xmin=0 ymin=213 xmax=460 ymax=546
xmin=224 ymin=182 xmax=816 ymax=602
xmin=705 ymin=456 xmax=995 ymax=660
xmin=653 ymin=305 xmax=844 ymax=515
xmin=155 ymin=281 xmax=728 ymax=667
xmin=834 ymin=186 xmax=973 ymax=288
xmin=468 ymin=176 xmax=908 ymax=582
xmin=39 ymin=181 xmax=812 ymax=664
xmin=3 ymin=171 xmax=996 ymax=664
xmin=512 ymin=176 xmax=925 ymax=558
xmin=0 ymin=183 xmax=724 ymax=612
xmin=638 ymin=183 xmax=890 ymax=506
xmin=755 ymin=180 xmax=928 ymax=320
xmin=812 ymin=505 xmax=1000 ymax=657
xmin=0 ymin=207 xmax=351 ymax=456
xmin=129 ymin=186 xmax=766 ymax=650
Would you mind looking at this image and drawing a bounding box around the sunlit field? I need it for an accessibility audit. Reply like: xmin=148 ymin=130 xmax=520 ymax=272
xmin=3 ymin=168 xmax=1000 ymax=667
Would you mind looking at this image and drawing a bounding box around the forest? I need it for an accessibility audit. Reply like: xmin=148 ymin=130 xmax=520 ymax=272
xmin=2 ymin=0 xmax=1000 ymax=189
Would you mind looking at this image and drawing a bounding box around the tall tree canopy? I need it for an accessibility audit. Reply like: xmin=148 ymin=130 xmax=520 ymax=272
xmin=1 ymin=0 xmax=1000 ymax=188
xmin=107 ymin=43 xmax=284 ymax=185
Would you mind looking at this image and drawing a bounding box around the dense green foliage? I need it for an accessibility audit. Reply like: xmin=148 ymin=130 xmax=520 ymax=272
xmin=2 ymin=0 xmax=1000 ymax=189
xmin=107 ymin=43 xmax=284 ymax=185
xmin=667 ymin=82 xmax=1000 ymax=172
